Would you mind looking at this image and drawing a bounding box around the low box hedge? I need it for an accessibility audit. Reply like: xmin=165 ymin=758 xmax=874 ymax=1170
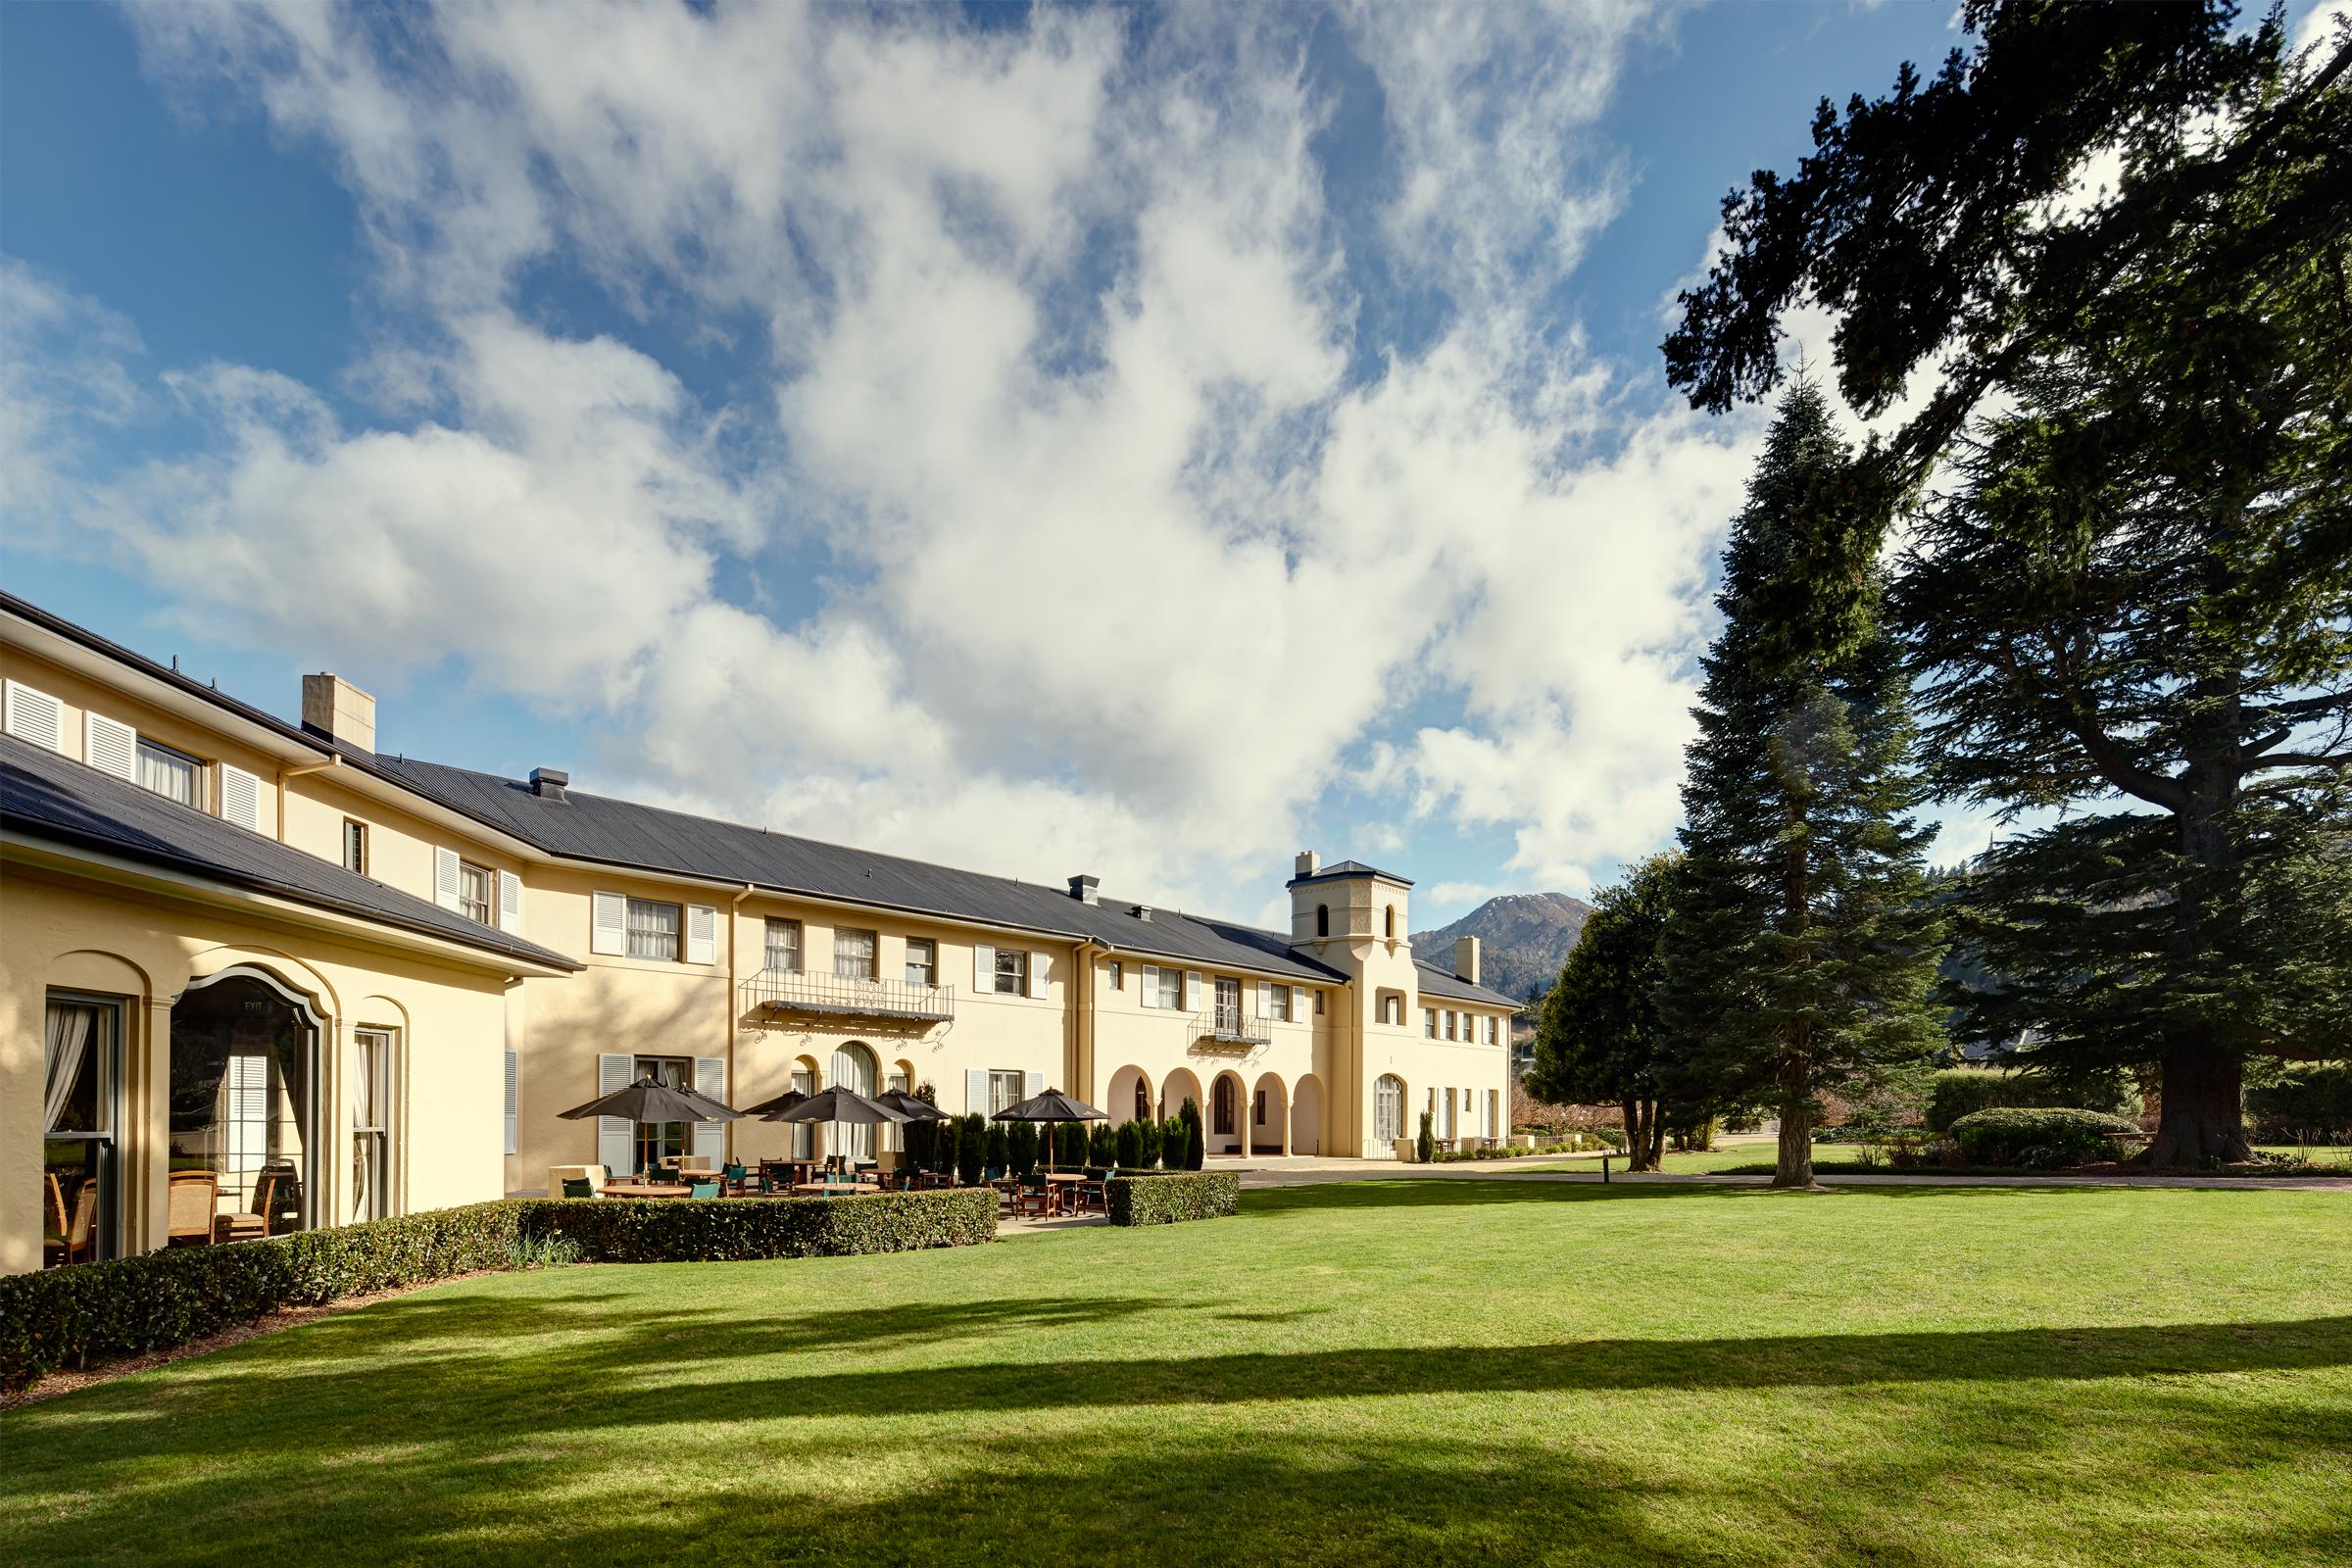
xmin=1947 ymin=1106 xmax=2141 ymax=1168
xmin=2 ymin=1189 xmax=999 ymax=1395
xmin=1105 ymin=1171 xmax=1239 ymax=1226
xmin=0 ymin=1200 xmax=524 ymax=1394
xmin=517 ymin=1189 xmax=1000 ymax=1263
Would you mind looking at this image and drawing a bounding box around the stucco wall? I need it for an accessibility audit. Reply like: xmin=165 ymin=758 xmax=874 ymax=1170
xmin=2 ymin=859 xmax=514 ymax=1275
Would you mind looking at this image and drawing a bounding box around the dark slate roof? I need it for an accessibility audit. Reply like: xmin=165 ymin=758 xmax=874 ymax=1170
xmin=361 ymin=756 xmax=1347 ymax=984
xmin=0 ymin=737 xmax=579 ymax=972
xmin=1412 ymin=958 xmax=1521 ymax=1008
xmin=1288 ymin=858 xmax=1412 ymax=888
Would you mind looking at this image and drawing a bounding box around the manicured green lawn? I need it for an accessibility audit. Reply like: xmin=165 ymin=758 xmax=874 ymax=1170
xmin=4 ymin=1181 xmax=2348 ymax=1566
xmin=1525 ymin=1142 xmax=2352 ymax=1176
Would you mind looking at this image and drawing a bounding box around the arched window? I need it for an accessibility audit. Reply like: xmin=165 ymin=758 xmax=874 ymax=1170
xmin=831 ymin=1042 xmax=878 ymax=1160
xmin=1213 ymin=1076 xmax=1236 ymax=1135
xmin=1316 ymin=904 xmax=1329 ymax=937
xmin=1374 ymin=1074 xmax=1405 ymax=1144
xmin=1384 ymin=905 xmax=1396 ymax=939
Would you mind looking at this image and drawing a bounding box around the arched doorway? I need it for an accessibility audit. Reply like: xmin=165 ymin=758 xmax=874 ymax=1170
xmin=1291 ymin=1074 xmax=1325 ymax=1155
xmin=1106 ymin=1064 xmax=1152 ymax=1125
xmin=1373 ymin=1073 xmax=1406 ymax=1151
xmin=171 ymin=969 xmax=324 ymax=1237
xmin=1249 ymin=1073 xmax=1288 ymax=1155
xmin=831 ymin=1042 xmax=879 ymax=1159
xmin=1160 ymin=1068 xmax=1203 ymax=1126
xmin=1209 ymin=1070 xmax=1246 ymax=1156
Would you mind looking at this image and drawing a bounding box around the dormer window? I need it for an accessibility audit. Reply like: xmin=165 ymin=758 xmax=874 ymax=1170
xmin=1316 ymin=904 xmax=1329 ymax=937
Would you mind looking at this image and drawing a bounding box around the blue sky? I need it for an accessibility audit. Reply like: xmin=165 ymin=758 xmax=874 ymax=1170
xmin=9 ymin=2 xmax=2326 ymax=930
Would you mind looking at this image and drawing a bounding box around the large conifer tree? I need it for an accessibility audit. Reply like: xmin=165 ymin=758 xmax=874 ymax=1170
xmin=1665 ymin=380 xmax=1945 ymax=1188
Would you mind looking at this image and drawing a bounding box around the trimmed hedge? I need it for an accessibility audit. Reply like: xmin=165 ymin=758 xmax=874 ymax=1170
xmin=1105 ymin=1171 xmax=1239 ymax=1226
xmin=1924 ymin=1067 xmax=2133 ymax=1132
xmin=1948 ymin=1106 xmax=2139 ymax=1168
xmin=518 ymin=1189 xmax=999 ymax=1263
xmin=0 ymin=1200 xmax=524 ymax=1394
xmin=3 ymin=1189 xmax=1000 ymax=1395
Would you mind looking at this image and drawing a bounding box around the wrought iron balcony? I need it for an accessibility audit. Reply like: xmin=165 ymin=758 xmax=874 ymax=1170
xmin=740 ymin=968 xmax=956 ymax=1024
xmin=1193 ymin=1006 xmax=1271 ymax=1049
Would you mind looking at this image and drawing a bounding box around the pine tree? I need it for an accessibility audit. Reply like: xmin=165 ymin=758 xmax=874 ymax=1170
xmin=1664 ymin=379 xmax=1946 ymax=1188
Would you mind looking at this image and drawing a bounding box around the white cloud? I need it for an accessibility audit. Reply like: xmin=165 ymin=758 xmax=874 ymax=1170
xmin=6 ymin=1 xmax=1780 ymax=915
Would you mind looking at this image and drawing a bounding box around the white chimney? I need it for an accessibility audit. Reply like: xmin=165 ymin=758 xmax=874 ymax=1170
xmin=302 ymin=672 xmax=376 ymax=754
xmin=1295 ymin=850 xmax=1321 ymax=878
xmin=1454 ymin=935 xmax=1481 ymax=985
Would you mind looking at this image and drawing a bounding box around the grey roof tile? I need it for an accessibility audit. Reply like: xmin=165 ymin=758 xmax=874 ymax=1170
xmin=366 ymin=756 xmax=1348 ymax=984
xmin=1 ymin=737 xmax=579 ymax=972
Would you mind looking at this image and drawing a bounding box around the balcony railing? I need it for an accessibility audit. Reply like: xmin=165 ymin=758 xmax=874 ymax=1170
xmin=740 ymin=968 xmax=956 ymax=1024
xmin=1193 ymin=1006 xmax=1271 ymax=1049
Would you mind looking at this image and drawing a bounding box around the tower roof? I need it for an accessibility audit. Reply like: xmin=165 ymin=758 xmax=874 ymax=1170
xmin=1286 ymin=858 xmax=1413 ymax=890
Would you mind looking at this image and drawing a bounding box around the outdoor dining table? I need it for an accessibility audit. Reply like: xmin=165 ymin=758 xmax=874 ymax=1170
xmin=789 ymin=1182 xmax=878 ymax=1197
xmin=606 ymin=1182 xmax=693 ymax=1199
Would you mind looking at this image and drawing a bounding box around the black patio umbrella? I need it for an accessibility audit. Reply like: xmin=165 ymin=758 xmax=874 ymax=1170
xmin=771 ymin=1086 xmax=912 ymax=1172
xmin=991 ymin=1088 xmax=1109 ymax=1171
xmin=740 ymin=1087 xmax=810 ymax=1119
xmin=875 ymin=1090 xmax=948 ymax=1121
xmin=557 ymin=1075 xmax=743 ymax=1125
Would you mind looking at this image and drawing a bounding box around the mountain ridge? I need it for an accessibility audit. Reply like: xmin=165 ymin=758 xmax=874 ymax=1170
xmin=1410 ymin=891 xmax=1592 ymax=1004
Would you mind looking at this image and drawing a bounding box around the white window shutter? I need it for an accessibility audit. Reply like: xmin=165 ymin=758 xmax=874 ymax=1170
xmin=685 ymin=904 xmax=717 ymax=964
xmin=974 ymin=944 xmax=995 ymax=993
xmin=597 ymin=1053 xmax=634 ymax=1174
xmin=219 ymin=764 xmax=262 ymax=832
xmin=3 ymin=680 xmax=64 ymax=752
xmin=692 ymin=1055 xmax=727 ymax=1160
xmin=1184 ymin=970 xmax=1204 ymax=1012
xmin=1140 ymin=965 xmax=1159 ymax=1008
xmin=498 ymin=871 xmax=523 ymax=932
xmin=590 ymin=891 xmax=626 ymax=956
xmin=965 ymin=1067 xmax=991 ymax=1115
xmin=1256 ymin=981 xmax=1270 ymax=1017
xmin=1294 ymin=986 xmax=1308 ymax=1019
xmin=1024 ymin=1070 xmax=1044 ymax=1100
xmin=504 ymin=1051 xmax=519 ymax=1155
xmin=84 ymin=712 xmax=136 ymax=780
xmin=433 ymin=847 xmax=463 ymax=911
xmin=1029 ymin=951 xmax=1048 ymax=999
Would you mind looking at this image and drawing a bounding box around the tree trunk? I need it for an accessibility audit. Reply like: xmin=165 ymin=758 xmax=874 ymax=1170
xmin=1774 ymin=1098 xmax=1816 ymax=1188
xmin=1622 ymin=1099 xmax=1662 ymax=1173
xmin=2143 ymin=1044 xmax=2252 ymax=1166
xmin=2147 ymin=710 xmax=2252 ymax=1167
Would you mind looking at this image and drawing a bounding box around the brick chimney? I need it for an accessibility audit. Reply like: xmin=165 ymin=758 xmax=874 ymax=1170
xmin=1453 ymin=935 xmax=1481 ymax=985
xmin=301 ymin=672 xmax=376 ymax=754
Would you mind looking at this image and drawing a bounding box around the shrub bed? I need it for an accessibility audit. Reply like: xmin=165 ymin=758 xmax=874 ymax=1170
xmin=1947 ymin=1106 xmax=2140 ymax=1168
xmin=1428 ymin=1142 xmax=1588 ymax=1163
xmin=1105 ymin=1171 xmax=1239 ymax=1226
xmin=0 ymin=1200 xmax=523 ymax=1394
xmin=518 ymin=1190 xmax=999 ymax=1263
xmin=2 ymin=1189 xmax=1000 ymax=1395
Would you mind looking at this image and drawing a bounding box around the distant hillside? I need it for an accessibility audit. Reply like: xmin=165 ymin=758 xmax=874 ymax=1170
xmin=1410 ymin=892 xmax=1592 ymax=1004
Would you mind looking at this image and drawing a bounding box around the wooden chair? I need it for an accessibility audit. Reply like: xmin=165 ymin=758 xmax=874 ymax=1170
xmin=216 ymin=1172 xmax=278 ymax=1244
xmin=167 ymin=1170 xmax=219 ymax=1247
xmin=60 ymin=1179 xmax=100 ymax=1266
xmin=42 ymin=1172 xmax=70 ymax=1267
xmin=1012 ymin=1181 xmax=1056 ymax=1219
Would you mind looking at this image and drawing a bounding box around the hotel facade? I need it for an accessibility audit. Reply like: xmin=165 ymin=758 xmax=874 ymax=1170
xmin=1 ymin=592 xmax=1517 ymax=1274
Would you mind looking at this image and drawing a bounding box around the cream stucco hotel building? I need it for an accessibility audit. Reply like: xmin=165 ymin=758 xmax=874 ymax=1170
xmin=1 ymin=592 xmax=1517 ymax=1275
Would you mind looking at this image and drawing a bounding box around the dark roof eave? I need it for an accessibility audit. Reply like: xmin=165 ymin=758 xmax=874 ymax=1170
xmin=4 ymin=812 xmax=581 ymax=973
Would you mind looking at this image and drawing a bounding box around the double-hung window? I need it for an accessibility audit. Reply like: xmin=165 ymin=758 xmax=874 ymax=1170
xmin=764 ymin=917 xmax=802 ymax=974
xmin=458 ymin=860 xmax=495 ymax=927
xmin=136 ymin=738 xmax=205 ymax=809
xmin=1264 ymin=984 xmax=1291 ymax=1023
xmin=626 ymin=898 xmax=681 ymax=961
xmin=1149 ymin=965 xmax=1182 ymax=1009
xmin=988 ymin=1069 xmax=1025 ymax=1115
xmin=993 ymin=949 xmax=1029 ymax=997
xmin=1424 ymin=1007 xmax=1437 ymax=1038
xmin=835 ymin=928 xmax=877 ymax=981
xmin=905 ymin=937 xmax=937 ymax=987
